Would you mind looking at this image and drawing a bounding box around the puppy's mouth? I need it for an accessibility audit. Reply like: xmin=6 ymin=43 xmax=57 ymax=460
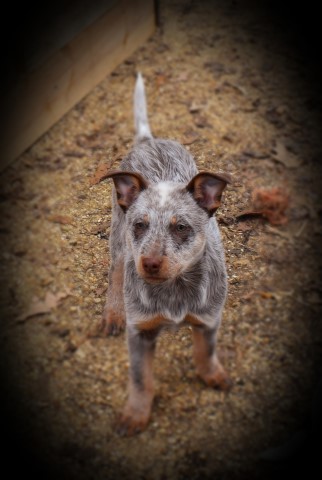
xmin=142 ymin=275 xmax=169 ymax=285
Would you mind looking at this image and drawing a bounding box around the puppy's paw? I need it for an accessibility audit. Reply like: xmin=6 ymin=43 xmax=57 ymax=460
xmin=99 ymin=308 xmax=126 ymax=336
xmin=200 ymin=365 xmax=233 ymax=392
xmin=208 ymin=370 xmax=233 ymax=392
xmin=115 ymin=410 xmax=150 ymax=436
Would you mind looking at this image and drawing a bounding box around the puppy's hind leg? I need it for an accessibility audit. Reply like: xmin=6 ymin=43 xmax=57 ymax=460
xmin=100 ymin=192 xmax=127 ymax=336
xmin=100 ymin=259 xmax=126 ymax=336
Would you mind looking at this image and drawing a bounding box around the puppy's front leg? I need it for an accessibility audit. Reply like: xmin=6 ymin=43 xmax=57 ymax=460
xmin=116 ymin=326 xmax=158 ymax=436
xmin=193 ymin=324 xmax=232 ymax=391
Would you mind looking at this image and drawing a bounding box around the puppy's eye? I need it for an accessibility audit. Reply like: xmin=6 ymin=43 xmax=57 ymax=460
xmin=135 ymin=222 xmax=146 ymax=229
xmin=176 ymin=224 xmax=188 ymax=232
xmin=133 ymin=221 xmax=149 ymax=239
xmin=170 ymin=222 xmax=192 ymax=245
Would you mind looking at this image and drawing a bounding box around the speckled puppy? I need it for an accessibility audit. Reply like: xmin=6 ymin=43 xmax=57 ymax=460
xmin=101 ymin=73 xmax=232 ymax=435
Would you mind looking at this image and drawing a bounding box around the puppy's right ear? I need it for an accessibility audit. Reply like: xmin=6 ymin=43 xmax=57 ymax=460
xmin=105 ymin=170 xmax=148 ymax=211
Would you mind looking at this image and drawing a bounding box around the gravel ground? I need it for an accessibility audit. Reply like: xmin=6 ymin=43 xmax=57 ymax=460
xmin=1 ymin=1 xmax=322 ymax=479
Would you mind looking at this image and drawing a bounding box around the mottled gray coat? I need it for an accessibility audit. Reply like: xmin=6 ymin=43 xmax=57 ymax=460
xmin=113 ymin=139 xmax=228 ymax=328
xmin=102 ymin=74 xmax=232 ymax=436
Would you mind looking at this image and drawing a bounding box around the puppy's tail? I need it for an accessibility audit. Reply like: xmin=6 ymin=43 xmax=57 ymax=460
xmin=134 ymin=73 xmax=152 ymax=142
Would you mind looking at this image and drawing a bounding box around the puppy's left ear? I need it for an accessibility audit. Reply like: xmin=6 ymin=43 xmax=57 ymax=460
xmin=186 ymin=171 xmax=231 ymax=215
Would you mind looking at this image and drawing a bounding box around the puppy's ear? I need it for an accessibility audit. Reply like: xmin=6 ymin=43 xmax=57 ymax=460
xmin=105 ymin=170 xmax=148 ymax=211
xmin=186 ymin=171 xmax=231 ymax=215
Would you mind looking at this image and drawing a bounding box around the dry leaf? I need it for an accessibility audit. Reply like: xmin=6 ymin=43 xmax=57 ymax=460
xmin=240 ymin=290 xmax=256 ymax=302
xmin=175 ymin=72 xmax=189 ymax=82
xmin=265 ymin=225 xmax=291 ymax=239
xmin=17 ymin=290 xmax=71 ymax=323
xmin=237 ymin=187 xmax=289 ymax=225
xmin=204 ymin=61 xmax=236 ymax=76
xmin=194 ymin=115 xmax=211 ymax=128
xmin=89 ymin=163 xmax=112 ymax=186
xmin=258 ymin=291 xmax=275 ymax=299
xmin=236 ymin=210 xmax=264 ymax=221
xmin=18 ymin=299 xmax=51 ymax=319
xmin=89 ymin=152 xmax=126 ymax=186
xmin=252 ymin=187 xmax=289 ymax=225
xmin=272 ymin=142 xmax=301 ymax=169
xmin=236 ymin=221 xmax=253 ymax=232
xmin=155 ymin=73 xmax=167 ymax=87
xmin=189 ymin=102 xmax=203 ymax=113
xmin=48 ymin=215 xmax=74 ymax=225
xmin=182 ymin=130 xmax=200 ymax=145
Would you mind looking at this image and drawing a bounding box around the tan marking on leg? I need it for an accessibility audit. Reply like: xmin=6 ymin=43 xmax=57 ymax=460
xmin=136 ymin=315 xmax=167 ymax=331
xmin=192 ymin=327 xmax=232 ymax=391
xmin=116 ymin=340 xmax=155 ymax=436
xmin=100 ymin=261 xmax=126 ymax=336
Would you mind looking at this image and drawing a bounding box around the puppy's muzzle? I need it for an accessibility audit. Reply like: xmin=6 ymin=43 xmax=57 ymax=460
xmin=142 ymin=256 xmax=162 ymax=275
xmin=139 ymin=255 xmax=169 ymax=283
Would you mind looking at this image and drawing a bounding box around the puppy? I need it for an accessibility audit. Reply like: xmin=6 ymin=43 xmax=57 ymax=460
xmin=101 ymin=73 xmax=232 ymax=435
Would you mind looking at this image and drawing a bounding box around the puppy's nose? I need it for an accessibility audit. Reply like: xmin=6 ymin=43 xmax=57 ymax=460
xmin=142 ymin=256 xmax=163 ymax=275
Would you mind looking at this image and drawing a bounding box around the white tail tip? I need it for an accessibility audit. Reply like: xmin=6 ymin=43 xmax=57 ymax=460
xmin=134 ymin=73 xmax=152 ymax=142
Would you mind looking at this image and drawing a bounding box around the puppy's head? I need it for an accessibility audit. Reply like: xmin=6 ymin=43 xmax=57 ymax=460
xmin=107 ymin=170 xmax=230 ymax=284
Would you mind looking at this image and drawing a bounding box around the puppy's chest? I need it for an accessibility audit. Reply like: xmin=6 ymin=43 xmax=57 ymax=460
xmin=135 ymin=278 xmax=209 ymax=320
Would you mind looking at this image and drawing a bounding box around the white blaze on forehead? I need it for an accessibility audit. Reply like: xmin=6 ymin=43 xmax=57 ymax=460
xmin=156 ymin=182 xmax=175 ymax=206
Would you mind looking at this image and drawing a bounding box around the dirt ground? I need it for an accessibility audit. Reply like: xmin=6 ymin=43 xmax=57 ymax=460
xmin=1 ymin=1 xmax=322 ymax=479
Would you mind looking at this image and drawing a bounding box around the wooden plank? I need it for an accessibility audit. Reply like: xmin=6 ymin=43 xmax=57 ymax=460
xmin=1 ymin=0 xmax=155 ymax=170
xmin=24 ymin=1 xmax=118 ymax=72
